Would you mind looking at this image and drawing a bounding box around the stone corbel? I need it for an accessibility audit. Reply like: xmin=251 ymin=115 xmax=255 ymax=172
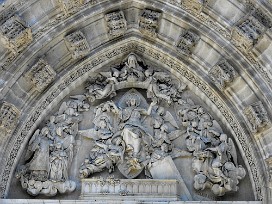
xmin=243 ymin=101 xmax=271 ymax=133
xmin=26 ymin=59 xmax=56 ymax=92
xmin=231 ymin=8 xmax=271 ymax=53
xmin=105 ymin=11 xmax=127 ymax=38
xmin=139 ymin=9 xmax=161 ymax=37
xmin=0 ymin=102 xmax=20 ymax=133
xmin=176 ymin=30 xmax=200 ymax=56
xmin=208 ymin=59 xmax=237 ymax=90
xmin=0 ymin=15 xmax=32 ymax=54
xmin=64 ymin=31 xmax=90 ymax=59
xmin=58 ymin=0 xmax=85 ymax=15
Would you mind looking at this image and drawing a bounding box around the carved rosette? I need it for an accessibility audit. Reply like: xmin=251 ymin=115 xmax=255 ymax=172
xmin=176 ymin=30 xmax=200 ymax=56
xmin=58 ymin=0 xmax=84 ymax=15
xmin=243 ymin=101 xmax=270 ymax=133
xmin=232 ymin=9 xmax=271 ymax=53
xmin=0 ymin=15 xmax=32 ymax=54
xmin=208 ymin=59 xmax=237 ymax=90
xmin=139 ymin=9 xmax=161 ymax=37
xmin=0 ymin=102 xmax=20 ymax=133
xmin=105 ymin=11 xmax=127 ymax=38
xmin=65 ymin=31 xmax=90 ymax=59
xmin=26 ymin=59 xmax=56 ymax=92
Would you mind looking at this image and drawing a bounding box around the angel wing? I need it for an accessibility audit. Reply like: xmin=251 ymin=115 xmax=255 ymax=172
xmin=24 ymin=129 xmax=40 ymax=161
xmin=163 ymin=111 xmax=179 ymax=129
xmin=58 ymin=102 xmax=68 ymax=115
xmin=167 ymin=129 xmax=186 ymax=141
xmin=227 ymin=138 xmax=238 ymax=167
xmin=70 ymin=95 xmax=86 ymax=102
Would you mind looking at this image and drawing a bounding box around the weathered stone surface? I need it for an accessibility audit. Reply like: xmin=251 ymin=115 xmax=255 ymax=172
xmin=139 ymin=9 xmax=161 ymax=37
xmin=26 ymin=59 xmax=56 ymax=92
xmin=176 ymin=30 xmax=200 ymax=56
xmin=0 ymin=15 xmax=32 ymax=53
xmin=244 ymin=101 xmax=270 ymax=133
xmin=105 ymin=11 xmax=127 ymax=37
xmin=0 ymin=102 xmax=20 ymax=133
xmin=65 ymin=31 xmax=90 ymax=59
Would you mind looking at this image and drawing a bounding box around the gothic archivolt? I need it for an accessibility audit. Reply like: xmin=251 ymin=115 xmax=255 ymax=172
xmin=0 ymin=0 xmax=271 ymax=203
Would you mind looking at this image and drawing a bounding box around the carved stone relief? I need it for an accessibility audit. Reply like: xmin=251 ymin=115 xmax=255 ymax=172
xmin=105 ymin=11 xmax=127 ymax=38
xmin=64 ymin=31 xmax=90 ymax=59
xmin=26 ymin=59 xmax=56 ymax=92
xmin=58 ymin=0 xmax=85 ymax=15
xmin=176 ymin=30 xmax=200 ymax=56
xmin=208 ymin=59 xmax=237 ymax=90
xmin=0 ymin=15 xmax=32 ymax=54
xmin=232 ymin=8 xmax=271 ymax=53
xmin=139 ymin=9 xmax=161 ymax=37
xmin=0 ymin=102 xmax=20 ymax=133
xmin=243 ymin=101 xmax=270 ymax=133
xmin=16 ymin=53 xmax=246 ymax=199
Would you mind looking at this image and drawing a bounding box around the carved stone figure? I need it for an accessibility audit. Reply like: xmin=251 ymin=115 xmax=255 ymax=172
xmin=176 ymin=30 xmax=200 ymax=56
xmin=139 ymin=9 xmax=161 ymax=37
xmin=16 ymin=95 xmax=88 ymax=196
xmin=178 ymin=101 xmax=246 ymax=196
xmin=0 ymin=102 xmax=20 ymax=133
xmin=58 ymin=0 xmax=84 ymax=15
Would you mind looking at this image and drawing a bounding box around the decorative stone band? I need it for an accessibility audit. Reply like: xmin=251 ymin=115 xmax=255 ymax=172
xmin=81 ymin=178 xmax=179 ymax=201
xmin=0 ymin=39 xmax=265 ymax=201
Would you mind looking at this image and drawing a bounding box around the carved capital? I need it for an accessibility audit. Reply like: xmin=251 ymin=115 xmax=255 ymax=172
xmin=0 ymin=102 xmax=20 ymax=133
xmin=208 ymin=59 xmax=237 ymax=90
xmin=232 ymin=8 xmax=271 ymax=53
xmin=105 ymin=11 xmax=127 ymax=38
xmin=65 ymin=31 xmax=90 ymax=59
xmin=27 ymin=59 xmax=56 ymax=92
xmin=244 ymin=101 xmax=270 ymax=133
xmin=139 ymin=9 xmax=161 ymax=37
xmin=0 ymin=15 xmax=32 ymax=54
xmin=58 ymin=0 xmax=84 ymax=15
xmin=176 ymin=30 xmax=200 ymax=56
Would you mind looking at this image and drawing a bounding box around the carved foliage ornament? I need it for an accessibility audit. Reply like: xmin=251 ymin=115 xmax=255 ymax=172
xmin=17 ymin=53 xmax=246 ymax=198
xmin=232 ymin=8 xmax=271 ymax=52
xmin=176 ymin=30 xmax=200 ymax=56
xmin=208 ymin=59 xmax=237 ymax=90
xmin=26 ymin=59 xmax=56 ymax=92
xmin=0 ymin=15 xmax=32 ymax=54
xmin=58 ymin=0 xmax=85 ymax=15
xmin=105 ymin=11 xmax=127 ymax=37
xmin=0 ymin=102 xmax=20 ymax=133
xmin=139 ymin=9 xmax=161 ymax=37
xmin=243 ymin=101 xmax=270 ymax=133
xmin=65 ymin=31 xmax=90 ymax=59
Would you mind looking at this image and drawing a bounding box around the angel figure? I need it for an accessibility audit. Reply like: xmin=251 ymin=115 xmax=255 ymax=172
xmin=24 ymin=127 xmax=54 ymax=181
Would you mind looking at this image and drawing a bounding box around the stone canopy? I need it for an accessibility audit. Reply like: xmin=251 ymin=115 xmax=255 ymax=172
xmin=0 ymin=0 xmax=271 ymax=203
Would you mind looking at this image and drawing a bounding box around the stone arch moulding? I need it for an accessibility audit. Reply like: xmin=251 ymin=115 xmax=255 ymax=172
xmin=0 ymin=37 xmax=266 ymax=202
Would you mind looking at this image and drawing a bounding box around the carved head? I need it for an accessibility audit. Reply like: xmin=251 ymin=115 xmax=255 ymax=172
xmin=126 ymin=93 xmax=140 ymax=107
xmin=127 ymin=54 xmax=137 ymax=68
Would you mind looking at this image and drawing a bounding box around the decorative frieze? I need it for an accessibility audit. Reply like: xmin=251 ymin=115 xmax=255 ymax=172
xmin=244 ymin=101 xmax=270 ymax=133
xmin=139 ymin=9 xmax=161 ymax=37
xmin=232 ymin=9 xmax=271 ymax=53
xmin=0 ymin=15 xmax=32 ymax=54
xmin=208 ymin=59 xmax=237 ymax=90
xmin=27 ymin=59 xmax=56 ymax=92
xmin=58 ymin=0 xmax=84 ymax=15
xmin=181 ymin=0 xmax=209 ymax=13
xmin=0 ymin=102 xmax=20 ymax=133
xmin=176 ymin=30 xmax=200 ymax=56
xmin=65 ymin=31 xmax=90 ymax=59
xmin=105 ymin=11 xmax=127 ymax=37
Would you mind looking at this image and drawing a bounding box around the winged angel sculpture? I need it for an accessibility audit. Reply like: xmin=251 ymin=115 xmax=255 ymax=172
xmin=16 ymin=53 xmax=246 ymax=198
